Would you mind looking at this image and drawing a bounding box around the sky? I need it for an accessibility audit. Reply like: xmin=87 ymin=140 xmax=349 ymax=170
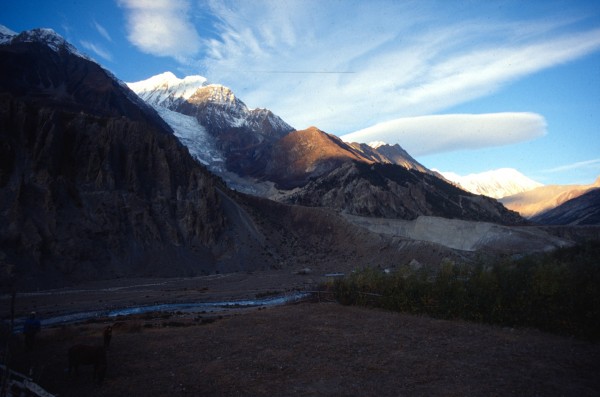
xmin=2 ymin=0 xmax=600 ymax=186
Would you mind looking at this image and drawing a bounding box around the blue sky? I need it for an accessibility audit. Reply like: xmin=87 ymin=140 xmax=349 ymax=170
xmin=2 ymin=0 xmax=600 ymax=185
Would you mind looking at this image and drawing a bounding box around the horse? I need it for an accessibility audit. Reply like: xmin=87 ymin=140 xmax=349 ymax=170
xmin=103 ymin=326 xmax=112 ymax=350
xmin=68 ymin=344 xmax=107 ymax=384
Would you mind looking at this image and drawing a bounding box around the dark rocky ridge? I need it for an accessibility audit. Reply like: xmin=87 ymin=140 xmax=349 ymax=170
xmin=284 ymin=162 xmax=525 ymax=225
xmin=261 ymin=128 xmax=523 ymax=224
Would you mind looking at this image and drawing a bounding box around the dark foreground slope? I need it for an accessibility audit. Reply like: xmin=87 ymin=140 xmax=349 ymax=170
xmin=6 ymin=301 xmax=600 ymax=397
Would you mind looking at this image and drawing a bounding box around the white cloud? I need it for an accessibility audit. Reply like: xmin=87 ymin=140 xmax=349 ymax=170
xmin=79 ymin=40 xmax=113 ymax=62
xmin=93 ymin=21 xmax=112 ymax=42
xmin=340 ymin=113 xmax=547 ymax=156
xmin=118 ymin=0 xmax=200 ymax=62
xmin=190 ymin=1 xmax=600 ymax=137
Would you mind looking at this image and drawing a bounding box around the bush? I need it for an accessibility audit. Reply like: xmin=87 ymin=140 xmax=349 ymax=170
xmin=331 ymin=242 xmax=600 ymax=340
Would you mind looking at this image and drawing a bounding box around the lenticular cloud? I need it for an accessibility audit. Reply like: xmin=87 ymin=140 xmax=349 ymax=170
xmin=340 ymin=113 xmax=547 ymax=156
xmin=118 ymin=0 xmax=200 ymax=61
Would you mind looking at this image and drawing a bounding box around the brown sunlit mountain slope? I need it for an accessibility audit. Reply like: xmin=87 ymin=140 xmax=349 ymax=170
xmin=264 ymin=126 xmax=374 ymax=188
xmin=500 ymin=177 xmax=600 ymax=218
xmin=531 ymin=188 xmax=600 ymax=225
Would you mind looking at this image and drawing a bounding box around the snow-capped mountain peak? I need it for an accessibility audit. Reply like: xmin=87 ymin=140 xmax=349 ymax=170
xmin=127 ymin=72 xmax=209 ymax=109
xmin=440 ymin=168 xmax=543 ymax=199
xmin=128 ymin=72 xmax=294 ymax=136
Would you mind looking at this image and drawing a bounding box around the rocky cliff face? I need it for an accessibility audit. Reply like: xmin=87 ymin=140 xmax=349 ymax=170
xmin=177 ymin=86 xmax=292 ymax=176
xmin=0 ymin=29 xmax=272 ymax=289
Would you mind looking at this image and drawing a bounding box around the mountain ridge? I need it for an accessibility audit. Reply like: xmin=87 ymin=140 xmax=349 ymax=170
xmin=127 ymin=72 xmax=432 ymax=180
xmin=284 ymin=161 xmax=525 ymax=224
xmin=127 ymin=72 xmax=294 ymax=138
xmin=127 ymin=71 xmax=209 ymax=108
xmin=127 ymin=72 xmax=525 ymax=224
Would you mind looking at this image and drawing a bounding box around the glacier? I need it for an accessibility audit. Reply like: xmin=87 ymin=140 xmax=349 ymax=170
xmin=152 ymin=105 xmax=224 ymax=169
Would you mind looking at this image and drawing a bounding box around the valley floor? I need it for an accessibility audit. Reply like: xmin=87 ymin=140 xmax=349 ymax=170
xmin=2 ymin=274 xmax=599 ymax=396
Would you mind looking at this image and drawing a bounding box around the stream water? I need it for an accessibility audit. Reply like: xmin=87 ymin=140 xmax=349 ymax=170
xmin=9 ymin=292 xmax=312 ymax=333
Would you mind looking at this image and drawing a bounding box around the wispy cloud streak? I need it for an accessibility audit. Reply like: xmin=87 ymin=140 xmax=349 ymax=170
xmin=193 ymin=0 xmax=600 ymax=143
xmin=543 ymin=159 xmax=600 ymax=173
xmin=93 ymin=21 xmax=112 ymax=42
xmin=79 ymin=40 xmax=113 ymax=61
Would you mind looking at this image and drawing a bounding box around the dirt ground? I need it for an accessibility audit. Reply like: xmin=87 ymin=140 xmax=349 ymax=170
xmin=2 ymin=272 xmax=600 ymax=396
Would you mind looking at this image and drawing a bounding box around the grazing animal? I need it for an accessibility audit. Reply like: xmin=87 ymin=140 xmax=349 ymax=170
xmin=68 ymin=344 xmax=107 ymax=384
xmin=103 ymin=326 xmax=112 ymax=350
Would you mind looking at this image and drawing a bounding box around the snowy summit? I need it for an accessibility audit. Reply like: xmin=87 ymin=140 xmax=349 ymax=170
xmin=440 ymin=168 xmax=543 ymax=199
xmin=127 ymin=72 xmax=209 ymax=109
